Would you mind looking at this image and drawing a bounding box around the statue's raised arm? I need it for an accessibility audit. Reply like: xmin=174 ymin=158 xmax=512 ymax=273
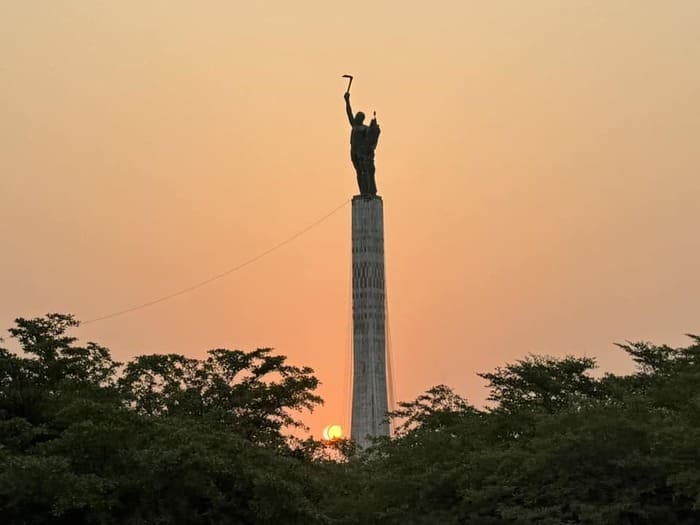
xmin=344 ymin=92 xmax=354 ymax=126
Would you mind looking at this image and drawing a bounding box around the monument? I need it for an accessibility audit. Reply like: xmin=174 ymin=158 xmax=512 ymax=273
xmin=343 ymin=77 xmax=390 ymax=447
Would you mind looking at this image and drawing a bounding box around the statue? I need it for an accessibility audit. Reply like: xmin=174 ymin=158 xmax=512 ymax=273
xmin=344 ymin=85 xmax=380 ymax=196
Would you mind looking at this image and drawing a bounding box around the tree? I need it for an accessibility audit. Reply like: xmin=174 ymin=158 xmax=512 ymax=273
xmin=119 ymin=347 xmax=322 ymax=445
xmin=4 ymin=313 xmax=700 ymax=524
xmin=328 ymin=344 xmax=700 ymax=524
xmin=478 ymin=354 xmax=602 ymax=413
xmin=0 ymin=314 xmax=329 ymax=524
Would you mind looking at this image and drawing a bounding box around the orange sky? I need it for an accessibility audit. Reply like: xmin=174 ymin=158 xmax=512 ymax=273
xmin=2 ymin=2 xmax=699 ymax=438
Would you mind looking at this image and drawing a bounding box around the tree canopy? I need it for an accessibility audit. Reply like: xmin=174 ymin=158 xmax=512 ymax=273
xmin=1 ymin=314 xmax=699 ymax=524
xmin=0 ymin=314 xmax=325 ymax=524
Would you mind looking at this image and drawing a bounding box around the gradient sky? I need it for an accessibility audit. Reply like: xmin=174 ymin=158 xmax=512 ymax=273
xmin=2 ymin=1 xmax=699 ymax=437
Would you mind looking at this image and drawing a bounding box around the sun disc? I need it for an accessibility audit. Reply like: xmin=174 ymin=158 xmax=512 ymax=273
xmin=323 ymin=424 xmax=343 ymax=441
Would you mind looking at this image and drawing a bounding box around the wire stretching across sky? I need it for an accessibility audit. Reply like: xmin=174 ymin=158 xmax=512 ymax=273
xmin=83 ymin=198 xmax=351 ymax=324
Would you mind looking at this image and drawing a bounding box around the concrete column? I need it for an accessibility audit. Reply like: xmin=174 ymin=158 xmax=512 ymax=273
xmin=351 ymin=195 xmax=389 ymax=448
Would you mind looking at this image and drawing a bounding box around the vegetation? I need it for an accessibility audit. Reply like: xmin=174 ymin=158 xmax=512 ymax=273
xmin=1 ymin=314 xmax=699 ymax=523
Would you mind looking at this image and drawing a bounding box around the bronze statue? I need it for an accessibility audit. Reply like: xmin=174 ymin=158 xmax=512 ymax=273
xmin=344 ymin=82 xmax=380 ymax=196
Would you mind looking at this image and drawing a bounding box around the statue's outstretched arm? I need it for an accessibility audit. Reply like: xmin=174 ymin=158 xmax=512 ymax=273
xmin=344 ymin=93 xmax=354 ymax=126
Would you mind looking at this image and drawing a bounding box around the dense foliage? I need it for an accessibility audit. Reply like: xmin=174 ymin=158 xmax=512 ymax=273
xmin=1 ymin=314 xmax=699 ymax=524
xmin=0 ymin=314 xmax=325 ymax=524
xmin=329 ymin=342 xmax=700 ymax=524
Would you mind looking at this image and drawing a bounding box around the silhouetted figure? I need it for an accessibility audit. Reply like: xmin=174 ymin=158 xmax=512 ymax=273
xmin=344 ymin=92 xmax=380 ymax=196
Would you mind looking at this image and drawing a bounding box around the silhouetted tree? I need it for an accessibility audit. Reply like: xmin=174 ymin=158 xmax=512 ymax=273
xmin=3 ymin=314 xmax=700 ymax=524
xmin=0 ymin=314 xmax=327 ymax=524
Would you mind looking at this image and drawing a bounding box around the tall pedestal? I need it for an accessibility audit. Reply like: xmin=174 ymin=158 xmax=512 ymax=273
xmin=351 ymin=195 xmax=389 ymax=448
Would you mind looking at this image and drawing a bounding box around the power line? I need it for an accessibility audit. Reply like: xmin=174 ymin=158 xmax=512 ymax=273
xmin=83 ymin=198 xmax=350 ymax=324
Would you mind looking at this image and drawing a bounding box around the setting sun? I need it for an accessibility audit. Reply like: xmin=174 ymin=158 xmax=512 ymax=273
xmin=322 ymin=424 xmax=343 ymax=441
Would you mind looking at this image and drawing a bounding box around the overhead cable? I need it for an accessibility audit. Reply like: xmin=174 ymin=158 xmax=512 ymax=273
xmin=83 ymin=198 xmax=350 ymax=324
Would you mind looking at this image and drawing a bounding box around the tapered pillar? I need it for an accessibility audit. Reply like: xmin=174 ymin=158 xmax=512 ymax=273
xmin=351 ymin=195 xmax=389 ymax=448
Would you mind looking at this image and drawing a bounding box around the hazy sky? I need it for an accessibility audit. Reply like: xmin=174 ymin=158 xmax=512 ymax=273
xmin=2 ymin=1 xmax=699 ymax=437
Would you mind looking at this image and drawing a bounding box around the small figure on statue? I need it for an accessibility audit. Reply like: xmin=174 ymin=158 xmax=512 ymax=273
xmin=344 ymin=91 xmax=380 ymax=196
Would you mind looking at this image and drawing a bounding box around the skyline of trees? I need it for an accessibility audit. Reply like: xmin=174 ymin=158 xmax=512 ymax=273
xmin=1 ymin=313 xmax=699 ymax=523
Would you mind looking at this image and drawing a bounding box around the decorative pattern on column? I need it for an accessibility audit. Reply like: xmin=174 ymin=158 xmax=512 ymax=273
xmin=351 ymin=195 xmax=389 ymax=448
